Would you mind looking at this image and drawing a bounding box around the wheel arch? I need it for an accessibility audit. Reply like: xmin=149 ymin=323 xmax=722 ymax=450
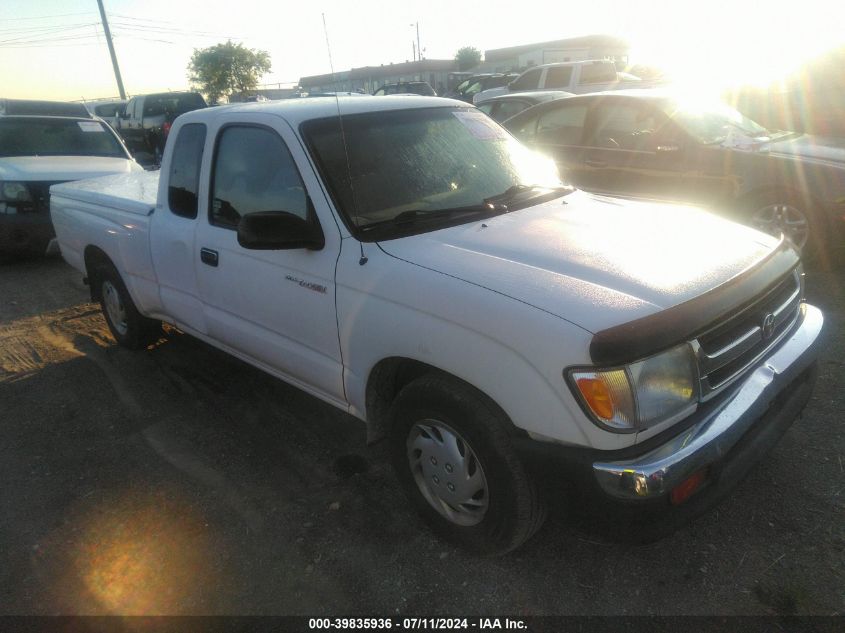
xmin=364 ymin=356 xmax=522 ymax=445
xmin=83 ymin=244 xmax=116 ymax=302
xmin=735 ymin=184 xmax=825 ymax=213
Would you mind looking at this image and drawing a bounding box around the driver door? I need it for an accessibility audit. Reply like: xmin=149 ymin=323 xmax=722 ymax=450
xmin=193 ymin=113 xmax=345 ymax=405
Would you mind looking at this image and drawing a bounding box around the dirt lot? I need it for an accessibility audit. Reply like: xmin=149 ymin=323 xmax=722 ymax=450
xmin=1 ymin=255 xmax=843 ymax=616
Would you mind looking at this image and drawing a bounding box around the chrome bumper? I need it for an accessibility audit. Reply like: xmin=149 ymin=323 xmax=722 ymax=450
xmin=592 ymin=303 xmax=823 ymax=500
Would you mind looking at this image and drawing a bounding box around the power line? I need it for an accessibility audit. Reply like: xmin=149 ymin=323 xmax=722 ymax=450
xmin=0 ymin=21 xmax=97 ymax=34
xmin=0 ymin=23 xmax=100 ymax=44
xmin=109 ymin=20 xmax=243 ymax=39
xmin=0 ymin=33 xmax=103 ymax=47
xmin=0 ymin=11 xmax=96 ymax=21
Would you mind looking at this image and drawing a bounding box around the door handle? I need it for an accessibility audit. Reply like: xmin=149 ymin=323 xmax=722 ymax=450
xmin=584 ymin=159 xmax=608 ymax=168
xmin=200 ymin=248 xmax=219 ymax=267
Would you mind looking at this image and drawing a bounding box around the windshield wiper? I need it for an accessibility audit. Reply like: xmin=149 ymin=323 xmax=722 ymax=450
xmin=391 ymin=205 xmax=499 ymax=226
xmin=483 ymin=184 xmax=571 ymax=207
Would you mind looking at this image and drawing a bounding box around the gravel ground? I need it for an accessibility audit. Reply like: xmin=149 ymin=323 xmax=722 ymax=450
xmin=0 ymin=255 xmax=842 ymax=616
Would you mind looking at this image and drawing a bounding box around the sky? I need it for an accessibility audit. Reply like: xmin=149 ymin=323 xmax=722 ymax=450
xmin=2 ymin=0 xmax=844 ymax=101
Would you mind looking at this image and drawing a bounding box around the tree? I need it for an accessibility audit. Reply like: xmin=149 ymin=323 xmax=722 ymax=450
xmin=454 ymin=46 xmax=482 ymax=71
xmin=188 ymin=40 xmax=271 ymax=104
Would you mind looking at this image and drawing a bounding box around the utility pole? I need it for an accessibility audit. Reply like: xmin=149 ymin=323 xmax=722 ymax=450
xmin=410 ymin=22 xmax=421 ymax=61
xmin=412 ymin=41 xmax=416 ymax=61
xmin=95 ymin=0 xmax=126 ymax=99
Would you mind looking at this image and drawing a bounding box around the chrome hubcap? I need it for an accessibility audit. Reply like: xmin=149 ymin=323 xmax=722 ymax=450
xmin=406 ymin=420 xmax=489 ymax=526
xmin=102 ymin=280 xmax=128 ymax=336
xmin=751 ymin=203 xmax=809 ymax=251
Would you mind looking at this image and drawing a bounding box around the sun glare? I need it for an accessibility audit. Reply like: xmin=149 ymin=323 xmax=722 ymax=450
xmin=623 ymin=0 xmax=843 ymax=93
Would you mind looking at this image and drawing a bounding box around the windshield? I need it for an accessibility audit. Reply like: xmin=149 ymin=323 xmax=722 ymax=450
xmin=0 ymin=118 xmax=128 ymax=158
xmin=302 ymin=107 xmax=563 ymax=237
xmin=668 ymin=100 xmax=768 ymax=144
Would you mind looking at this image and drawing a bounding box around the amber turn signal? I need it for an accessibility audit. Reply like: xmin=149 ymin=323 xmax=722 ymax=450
xmin=576 ymin=377 xmax=614 ymax=420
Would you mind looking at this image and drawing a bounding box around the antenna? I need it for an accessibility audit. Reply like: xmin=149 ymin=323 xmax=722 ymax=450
xmin=322 ymin=13 xmax=367 ymax=266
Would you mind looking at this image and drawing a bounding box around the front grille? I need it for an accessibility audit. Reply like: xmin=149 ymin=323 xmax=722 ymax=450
xmin=25 ymin=181 xmax=66 ymax=213
xmin=695 ymin=268 xmax=802 ymax=400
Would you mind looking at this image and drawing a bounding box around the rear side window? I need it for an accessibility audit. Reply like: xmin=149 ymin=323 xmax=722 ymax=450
xmin=210 ymin=126 xmax=308 ymax=229
xmin=167 ymin=123 xmax=207 ymax=218
xmin=509 ymin=68 xmax=542 ymax=91
xmin=580 ymin=63 xmax=617 ymax=84
xmin=537 ymin=103 xmax=589 ymax=145
xmin=545 ymin=66 xmax=573 ymax=89
xmin=143 ymin=99 xmax=165 ymax=117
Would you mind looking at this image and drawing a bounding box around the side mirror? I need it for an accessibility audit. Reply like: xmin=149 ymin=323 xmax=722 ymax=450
xmin=237 ymin=210 xmax=325 ymax=251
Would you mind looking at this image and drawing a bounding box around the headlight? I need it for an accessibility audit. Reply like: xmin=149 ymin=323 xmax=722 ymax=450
xmin=567 ymin=343 xmax=698 ymax=432
xmin=1 ymin=181 xmax=33 ymax=203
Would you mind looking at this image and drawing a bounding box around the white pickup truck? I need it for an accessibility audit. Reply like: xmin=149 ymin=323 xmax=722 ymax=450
xmin=472 ymin=60 xmax=654 ymax=104
xmin=51 ymin=96 xmax=823 ymax=553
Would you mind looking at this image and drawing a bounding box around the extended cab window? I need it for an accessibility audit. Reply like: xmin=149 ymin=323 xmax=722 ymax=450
xmin=509 ymin=68 xmax=542 ymax=92
xmin=210 ymin=126 xmax=307 ymax=229
xmin=167 ymin=123 xmax=206 ymax=218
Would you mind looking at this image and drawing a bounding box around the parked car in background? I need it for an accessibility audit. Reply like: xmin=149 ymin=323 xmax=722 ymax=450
xmin=473 ymin=60 xmax=653 ymax=103
xmin=50 ymin=96 xmax=822 ymax=553
xmin=83 ymin=99 xmax=127 ymax=121
xmin=373 ymin=82 xmax=436 ymax=96
xmin=293 ymin=91 xmax=368 ymax=99
xmin=0 ymin=98 xmax=140 ymax=257
xmin=113 ymin=91 xmax=207 ymax=160
xmin=445 ymin=73 xmax=520 ymax=103
xmin=476 ymin=90 xmax=573 ymax=123
xmin=503 ymin=90 xmax=845 ymax=263
xmin=1 ymin=98 xmax=90 ymax=118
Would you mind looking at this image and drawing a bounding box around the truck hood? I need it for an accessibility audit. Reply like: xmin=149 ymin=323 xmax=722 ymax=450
xmin=0 ymin=156 xmax=140 ymax=181
xmin=378 ymin=191 xmax=779 ymax=333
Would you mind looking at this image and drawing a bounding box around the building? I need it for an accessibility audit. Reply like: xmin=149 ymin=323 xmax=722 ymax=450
xmin=482 ymin=35 xmax=629 ymax=73
xmin=299 ymin=59 xmax=458 ymax=96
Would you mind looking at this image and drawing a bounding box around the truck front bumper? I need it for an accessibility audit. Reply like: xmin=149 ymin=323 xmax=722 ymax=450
xmin=592 ymin=302 xmax=823 ymax=502
xmin=0 ymin=211 xmax=56 ymax=255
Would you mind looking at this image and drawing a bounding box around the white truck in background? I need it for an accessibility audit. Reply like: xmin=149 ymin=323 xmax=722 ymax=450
xmin=472 ymin=60 xmax=658 ymax=103
xmin=50 ymin=96 xmax=822 ymax=553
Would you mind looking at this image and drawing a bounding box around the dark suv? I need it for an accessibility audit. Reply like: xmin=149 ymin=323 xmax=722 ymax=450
xmin=372 ymin=82 xmax=436 ymax=96
xmin=114 ymin=91 xmax=207 ymax=160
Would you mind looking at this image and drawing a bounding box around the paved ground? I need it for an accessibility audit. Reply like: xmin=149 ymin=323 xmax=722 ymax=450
xmin=1 ymin=256 xmax=843 ymax=616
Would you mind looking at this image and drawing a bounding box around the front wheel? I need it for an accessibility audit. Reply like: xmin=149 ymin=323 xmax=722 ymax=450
xmin=95 ymin=263 xmax=162 ymax=349
xmin=746 ymin=193 xmax=826 ymax=265
xmin=389 ymin=374 xmax=546 ymax=554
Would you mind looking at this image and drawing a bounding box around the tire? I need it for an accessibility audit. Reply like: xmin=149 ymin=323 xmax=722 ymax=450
xmin=389 ymin=373 xmax=546 ymax=555
xmin=745 ymin=191 xmax=827 ymax=267
xmin=93 ymin=262 xmax=162 ymax=349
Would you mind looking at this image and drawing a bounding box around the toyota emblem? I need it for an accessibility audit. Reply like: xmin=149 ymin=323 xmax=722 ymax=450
xmin=761 ymin=313 xmax=776 ymax=340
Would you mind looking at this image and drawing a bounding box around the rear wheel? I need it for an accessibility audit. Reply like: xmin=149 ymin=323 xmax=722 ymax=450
xmin=389 ymin=374 xmax=546 ymax=554
xmin=94 ymin=262 xmax=161 ymax=349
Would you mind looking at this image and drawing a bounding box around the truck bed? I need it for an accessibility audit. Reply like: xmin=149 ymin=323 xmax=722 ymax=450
xmin=50 ymin=170 xmax=159 ymax=216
